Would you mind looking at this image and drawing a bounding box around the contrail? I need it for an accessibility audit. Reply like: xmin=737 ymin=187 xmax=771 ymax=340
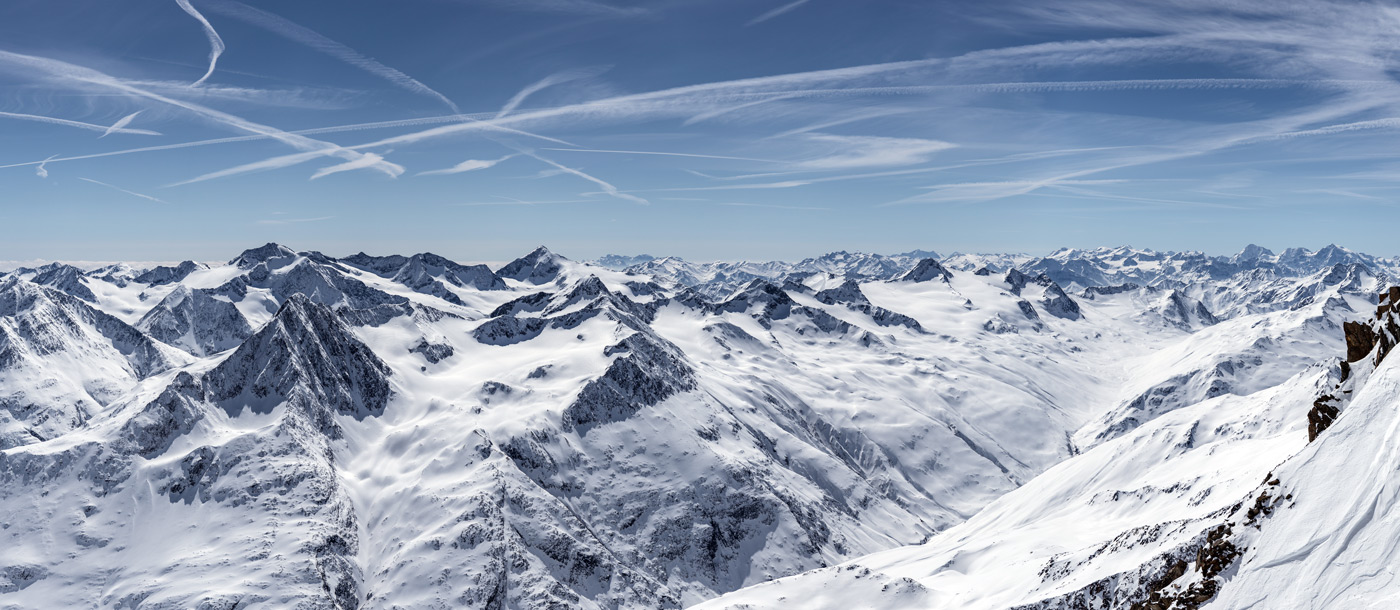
xmin=78 ymin=177 xmax=170 ymax=204
xmin=175 ymin=0 xmax=225 ymax=86
xmin=540 ymin=147 xmax=778 ymax=162
xmin=172 ymin=112 xmax=573 ymax=185
xmin=0 ymin=112 xmax=569 ymax=173
xmin=523 ymin=151 xmax=649 ymax=205
xmin=418 ymin=154 xmax=518 ymax=176
xmin=497 ymin=67 xmax=608 ymax=119
xmin=202 ymin=0 xmax=459 ymax=112
xmin=0 ymin=110 xmax=161 ymax=135
xmin=310 ymin=152 xmax=396 ymax=180
xmin=36 ymin=155 xmax=58 ymax=178
xmin=99 ymin=111 xmax=143 ymax=138
xmin=747 ymin=0 xmax=812 ymax=26
xmin=0 ymin=49 xmax=403 ymax=181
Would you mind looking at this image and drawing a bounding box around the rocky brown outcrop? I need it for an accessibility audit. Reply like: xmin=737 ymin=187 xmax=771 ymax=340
xmin=1310 ymin=286 xmax=1400 ymax=442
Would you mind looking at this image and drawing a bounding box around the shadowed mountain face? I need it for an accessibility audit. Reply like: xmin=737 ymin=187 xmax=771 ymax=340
xmin=0 ymin=244 xmax=1392 ymax=609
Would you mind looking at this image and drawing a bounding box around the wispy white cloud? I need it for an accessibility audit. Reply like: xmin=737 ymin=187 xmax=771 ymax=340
xmin=791 ymin=133 xmax=956 ymax=170
xmin=201 ymin=0 xmax=459 ymax=112
xmin=767 ymin=107 xmax=918 ymax=139
xmin=497 ymin=67 xmax=609 ymax=119
xmin=0 ymin=110 xmax=160 ymax=136
xmin=1263 ymin=118 xmax=1400 ymax=141
xmin=682 ymin=94 xmax=797 ymax=126
xmin=310 ymin=152 xmax=401 ymax=180
xmin=746 ymin=0 xmax=813 ymax=26
xmin=123 ymin=79 xmax=365 ymax=109
xmin=174 ymin=0 xmax=225 ymax=86
xmin=77 ymin=177 xmax=169 ymax=204
xmin=99 ymin=111 xmax=143 ymax=138
xmin=418 ymin=154 xmax=519 ymax=176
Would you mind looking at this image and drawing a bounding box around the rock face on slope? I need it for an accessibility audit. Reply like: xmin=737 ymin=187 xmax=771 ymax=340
xmin=341 ymin=251 xmax=506 ymax=302
xmin=498 ymin=246 xmax=567 ymax=284
xmin=898 ymin=258 xmax=951 ymax=283
xmin=28 ymin=263 xmax=98 ymax=302
xmin=561 ymin=332 xmax=697 ymax=433
xmin=1006 ymin=270 xmax=1082 ymax=321
xmin=213 ymin=255 xmax=409 ymax=313
xmin=1308 ymin=285 xmax=1400 ymax=441
xmin=206 ymin=295 xmax=391 ymax=434
xmin=229 ymin=242 xmax=298 ymax=269
xmin=0 ymin=290 xmax=394 ymax=609
xmin=133 ymin=260 xmax=205 ymax=286
xmin=0 ymin=277 xmax=182 ymax=448
xmin=137 ymin=285 xmax=254 ymax=356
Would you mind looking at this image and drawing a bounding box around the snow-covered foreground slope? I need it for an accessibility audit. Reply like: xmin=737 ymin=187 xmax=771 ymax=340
xmin=0 ymin=243 xmax=1388 ymax=608
xmin=699 ymin=276 xmax=1400 ymax=610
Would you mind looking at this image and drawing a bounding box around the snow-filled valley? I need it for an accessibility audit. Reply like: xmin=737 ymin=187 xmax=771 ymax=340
xmin=0 ymin=242 xmax=1396 ymax=609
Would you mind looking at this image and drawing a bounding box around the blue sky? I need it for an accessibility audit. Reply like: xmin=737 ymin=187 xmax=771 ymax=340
xmin=4 ymin=0 xmax=1400 ymax=262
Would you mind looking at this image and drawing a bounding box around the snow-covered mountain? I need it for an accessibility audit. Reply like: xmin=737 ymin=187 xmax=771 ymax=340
xmin=1 ymin=242 xmax=1396 ymax=608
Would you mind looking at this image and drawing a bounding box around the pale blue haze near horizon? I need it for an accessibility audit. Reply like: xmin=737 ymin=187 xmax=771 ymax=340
xmin=3 ymin=0 xmax=1400 ymax=263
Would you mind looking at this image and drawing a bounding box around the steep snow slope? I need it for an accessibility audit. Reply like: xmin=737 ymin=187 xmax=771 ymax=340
xmin=694 ymin=356 xmax=1332 ymax=610
xmin=1076 ymin=293 xmax=1355 ymax=448
xmin=0 ymin=296 xmax=389 ymax=608
xmin=697 ymin=285 xmax=1400 ymax=610
xmin=1201 ymin=292 xmax=1400 ymax=609
xmin=0 ymin=277 xmax=188 ymax=449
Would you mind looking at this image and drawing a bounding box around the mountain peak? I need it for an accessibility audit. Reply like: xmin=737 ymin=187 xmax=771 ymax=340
xmin=204 ymin=294 xmax=391 ymax=428
xmin=229 ymin=243 xmax=297 ymax=269
xmin=898 ymin=258 xmax=951 ymax=283
xmin=1235 ymin=243 xmax=1274 ymax=262
xmin=498 ymin=246 xmax=568 ymax=284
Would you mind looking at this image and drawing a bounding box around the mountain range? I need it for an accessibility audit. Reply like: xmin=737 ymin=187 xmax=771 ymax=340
xmin=0 ymin=243 xmax=1394 ymax=609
